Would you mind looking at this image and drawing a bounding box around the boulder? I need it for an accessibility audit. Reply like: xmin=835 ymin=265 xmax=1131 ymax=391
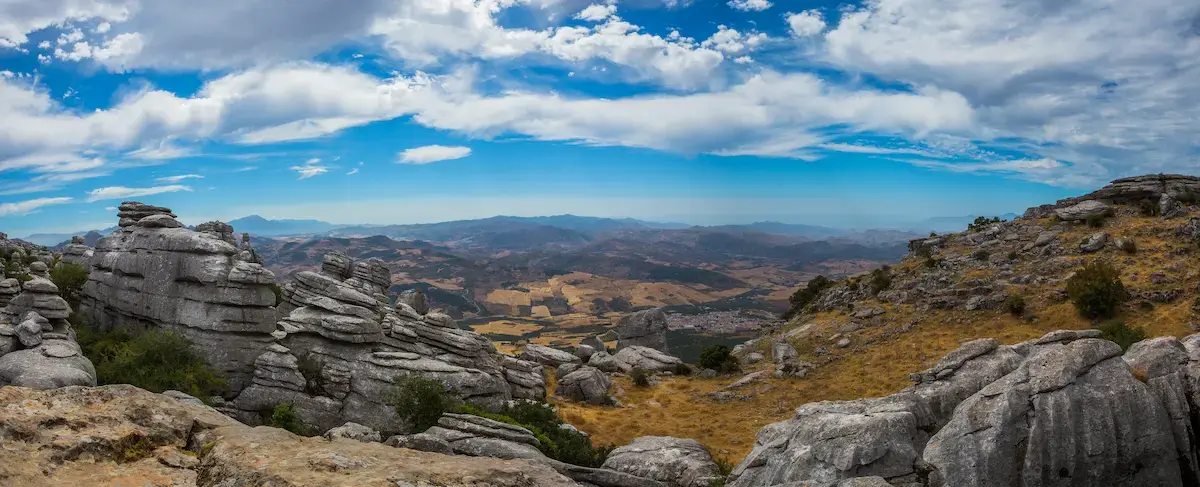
xmin=741 ymin=352 xmax=765 ymax=365
xmin=556 ymin=362 xmax=583 ymax=380
xmin=396 ymin=289 xmax=429 ymax=315
xmin=1055 ymin=200 xmax=1111 ymax=221
xmin=324 ymin=422 xmax=383 ymax=443
xmin=772 ymin=341 xmax=798 ymax=363
xmin=1080 ymin=232 xmax=1109 ymax=253
xmin=522 ymin=344 xmax=582 ymax=367
xmin=614 ymin=346 xmax=684 ymax=373
xmin=0 ymin=341 xmax=97 ymax=388
xmin=580 ymin=335 xmax=607 ymax=354
xmin=617 ymin=308 xmax=669 ymax=352
xmin=602 ymin=436 xmax=722 ymax=487
xmin=424 ymin=413 xmax=548 ymax=461
xmin=555 ymin=366 xmax=613 ymax=405
xmin=385 ymin=432 xmax=455 ymax=454
xmin=502 ymin=355 xmax=547 ymax=400
xmin=575 ymin=343 xmax=598 ymax=361
xmin=589 ymin=351 xmax=622 ymax=373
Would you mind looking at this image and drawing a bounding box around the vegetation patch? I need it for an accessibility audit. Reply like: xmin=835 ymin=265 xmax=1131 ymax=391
xmin=699 ymin=344 xmax=739 ymax=374
xmin=75 ymin=325 xmax=227 ymax=400
xmin=453 ymin=402 xmax=615 ymax=467
xmin=783 ymin=275 xmax=833 ymax=319
xmin=385 ymin=374 xmax=457 ymax=433
xmin=1065 ymin=260 xmax=1128 ymax=319
xmin=1096 ymin=320 xmax=1147 ymax=351
xmin=269 ymin=402 xmax=315 ymax=436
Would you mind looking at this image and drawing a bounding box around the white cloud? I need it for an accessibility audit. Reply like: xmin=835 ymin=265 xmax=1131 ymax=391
xmin=728 ymin=0 xmax=771 ymax=12
xmin=346 ymin=168 xmax=359 ymax=175
xmin=575 ymin=4 xmax=617 ymax=22
xmin=701 ymin=25 xmax=768 ymax=55
xmin=155 ymin=174 xmax=203 ymax=183
xmin=398 ymin=145 xmax=472 ymax=164
xmin=85 ymin=185 xmax=191 ymax=202
xmin=786 ymin=10 xmax=825 ymax=37
xmin=36 ymin=41 xmax=49 ymax=49
xmin=0 ymin=197 xmax=72 ymax=216
xmin=289 ymin=158 xmax=328 ymax=179
xmin=94 ymin=21 xmax=111 ymax=33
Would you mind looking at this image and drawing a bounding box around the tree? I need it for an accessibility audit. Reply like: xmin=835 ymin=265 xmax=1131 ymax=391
xmin=50 ymin=262 xmax=89 ymax=307
xmin=1066 ymin=260 xmax=1128 ymax=319
xmin=385 ymin=374 xmax=456 ymax=433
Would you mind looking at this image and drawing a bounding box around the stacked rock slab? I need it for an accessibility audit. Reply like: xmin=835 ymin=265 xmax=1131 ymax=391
xmin=617 ymin=308 xmax=670 ymax=352
xmin=230 ymin=251 xmax=532 ymax=434
xmin=602 ymin=436 xmax=722 ymax=487
xmin=79 ymin=201 xmax=279 ymax=394
xmin=60 ymin=235 xmax=93 ymax=266
xmin=1026 ymin=174 xmax=1200 ymax=218
xmin=0 ymin=262 xmax=96 ymax=388
xmin=727 ymin=329 xmax=1200 ymax=487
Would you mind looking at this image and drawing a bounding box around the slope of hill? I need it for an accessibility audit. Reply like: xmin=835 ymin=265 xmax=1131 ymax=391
xmin=553 ymin=174 xmax=1200 ymax=461
xmin=227 ymin=215 xmax=343 ymax=236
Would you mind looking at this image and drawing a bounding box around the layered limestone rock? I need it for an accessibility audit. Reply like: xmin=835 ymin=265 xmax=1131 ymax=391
xmin=602 ymin=436 xmax=722 ymax=487
xmin=0 ymin=261 xmax=95 ymax=388
xmin=60 ymin=235 xmax=93 ymax=266
xmin=613 ymin=346 xmax=684 ymax=372
xmin=617 ymin=308 xmax=669 ymax=351
xmin=230 ymin=251 xmax=532 ymax=434
xmin=1026 ymin=174 xmax=1200 ymax=218
xmin=79 ymin=201 xmax=278 ymax=394
xmin=555 ymin=366 xmax=613 ymax=405
xmin=0 ymin=385 xmax=578 ymax=487
xmin=728 ymin=329 xmax=1200 ymax=487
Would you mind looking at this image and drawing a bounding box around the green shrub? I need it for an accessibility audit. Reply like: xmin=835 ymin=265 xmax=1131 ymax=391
xmin=297 ymin=353 xmax=326 ymax=396
xmin=968 ymin=216 xmax=1002 ymax=232
xmin=454 ymin=402 xmax=614 ymax=467
xmin=1006 ymin=251 xmax=1018 ymax=261
xmin=266 ymin=282 xmax=284 ymax=306
xmin=1096 ymin=320 xmax=1147 ymax=351
xmin=1139 ymin=200 xmax=1160 ymax=217
xmin=4 ymin=260 xmax=30 ymax=282
xmin=76 ymin=325 xmax=226 ymax=399
xmin=385 ymin=374 xmax=456 ymax=433
xmin=923 ymin=256 xmax=939 ymax=269
xmin=50 ymin=261 xmax=88 ymax=307
xmin=868 ymin=266 xmax=892 ymax=295
xmin=784 ymin=275 xmax=833 ymax=319
xmin=269 ymin=402 xmax=315 ymax=436
xmin=1118 ymin=239 xmax=1137 ymax=254
xmin=973 ymin=250 xmax=990 ymax=261
xmin=699 ymin=344 xmax=739 ymax=373
xmin=631 ymin=368 xmax=650 ymax=388
xmin=672 ymin=363 xmax=693 ymax=376
xmin=1086 ymin=214 xmax=1107 ymax=228
xmin=1065 ymin=260 xmax=1128 ymax=319
xmin=1004 ymin=294 xmax=1026 ymax=316
xmin=707 ymin=455 xmax=737 ymax=487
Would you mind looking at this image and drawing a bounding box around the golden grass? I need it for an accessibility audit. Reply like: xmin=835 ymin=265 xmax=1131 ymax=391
xmin=469 ymin=321 xmax=544 ymax=336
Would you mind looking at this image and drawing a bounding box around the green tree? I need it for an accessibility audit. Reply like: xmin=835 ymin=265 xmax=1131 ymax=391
xmin=1096 ymin=320 xmax=1147 ymax=351
xmin=699 ymin=344 xmax=739 ymax=373
xmin=1066 ymin=260 xmax=1128 ymax=319
xmin=784 ymin=275 xmax=834 ymax=319
xmin=50 ymin=262 xmax=89 ymax=307
xmin=76 ymin=327 xmax=227 ymax=399
xmin=385 ymin=374 xmax=456 ymax=433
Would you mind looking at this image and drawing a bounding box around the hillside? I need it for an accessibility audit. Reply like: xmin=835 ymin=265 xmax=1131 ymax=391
xmin=553 ymin=174 xmax=1200 ymax=460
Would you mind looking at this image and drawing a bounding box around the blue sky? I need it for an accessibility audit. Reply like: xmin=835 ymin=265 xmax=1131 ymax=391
xmin=1 ymin=0 xmax=1197 ymax=236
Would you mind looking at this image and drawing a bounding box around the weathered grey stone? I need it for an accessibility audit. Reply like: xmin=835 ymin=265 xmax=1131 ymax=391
xmin=425 ymin=413 xmax=547 ymax=460
xmin=617 ymin=308 xmax=669 ymax=352
xmin=384 ymin=433 xmax=454 ymax=454
xmin=772 ymin=341 xmax=798 ymax=363
xmin=742 ymin=352 xmax=764 ymax=365
xmin=396 ymin=289 xmax=429 ymax=315
xmin=556 ymin=362 xmax=583 ymax=380
xmin=555 ymin=366 xmax=613 ymax=405
xmin=162 ymin=390 xmax=207 ymax=407
xmin=1055 ymin=200 xmax=1111 ymax=221
xmin=502 ymin=355 xmax=547 ymax=400
xmin=575 ymin=343 xmax=598 ymax=362
xmin=324 ymin=422 xmax=383 ymax=443
xmin=589 ymin=351 xmax=621 ymax=373
xmin=0 ymin=343 xmax=96 ymax=388
xmin=614 ymin=346 xmax=683 ymax=373
xmin=522 ymin=344 xmax=582 ymax=367
xmin=422 ymin=312 xmax=456 ymax=329
xmin=1080 ymin=232 xmax=1109 ymax=253
xmin=602 ymin=436 xmax=721 ymax=487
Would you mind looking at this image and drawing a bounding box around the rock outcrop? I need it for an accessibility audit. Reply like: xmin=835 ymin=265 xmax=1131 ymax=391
xmin=555 ymin=366 xmax=613 ymax=405
xmin=522 ymin=344 xmax=582 ymax=367
xmin=617 ymin=308 xmax=669 ymax=352
xmin=602 ymin=436 xmax=722 ymax=487
xmin=0 ymin=262 xmax=95 ymax=388
xmin=1054 ymin=200 xmax=1111 ymax=221
xmin=59 ymin=235 xmax=93 ymax=266
xmin=79 ymin=201 xmax=278 ymax=393
xmin=0 ymin=385 xmax=578 ymax=487
xmin=727 ymin=329 xmax=1200 ymax=487
xmin=613 ymin=345 xmax=684 ymax=372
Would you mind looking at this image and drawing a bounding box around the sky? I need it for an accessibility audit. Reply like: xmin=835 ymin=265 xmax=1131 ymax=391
xmin=1 ymin=0 xmax=1198 ymax=236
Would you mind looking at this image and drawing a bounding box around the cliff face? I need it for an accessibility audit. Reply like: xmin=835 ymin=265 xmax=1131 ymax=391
xmin=0 ymin=385 xmax=576 ymax=487
xmin=79 ymin=202 xmax=279 ymax=393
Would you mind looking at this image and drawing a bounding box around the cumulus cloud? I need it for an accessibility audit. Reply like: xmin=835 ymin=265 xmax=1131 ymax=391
xmin=155 ymin=174 xmax=203 ymax=183
xmin=0 ymin=196 xmax=72 ymax=216
xmin=85 ymin=185 xmax=191 ymax=202
xmin=398 ymin=145 xmax=472 ymax=164
xmin=701 ymin=25 xmax=768 ymax=55
xmin=786 ymin=10 xmax=825 ymax=37
xmin=290 ymin=158 xmax=328 ymax=179
xmin=575 ymin=4 xmax=617 ymax=21
xmin=728 ymin=0 xmax=771 ymax=12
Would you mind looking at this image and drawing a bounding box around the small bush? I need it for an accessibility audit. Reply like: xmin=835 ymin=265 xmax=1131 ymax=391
xmin=454 ymin=402 xmax=614 ymax=467
xmin=784 ymin=275 xmax=833 ymax=319
xmin=1004 ymin=294 xmax=1026 ymax=316
xmin=1065 ymin=260 xmax=1128 ymax=319
xmin=973 ymin=250 xmax=990 ymax=261
xmin=868 ymin=266 xmax=892 ymax=295
xmin=1086 ymin=214 xmax=1107 ymax=228
xmin=50 ymin=261 xmax=88 ymax=307
xmin=1096 ymin=320 xmax=1147 ymax=351
xmin=76 ymin=326 xmax=226 ymax=399
xmin=672 ymin=363 xmax=693 ymax=376
xmin=923 ymin=257 xmax=939 ymax=269
xmin=699 ymin=344 xmax=739 ymax=373
xmin=1139 ymin=200 xmax=1161 ymax=217
xmin=707 ymin=455 xmax=737 ymax=487
xmin=1006 ymin=251 xmax=1018 ymax=261
xmin=269 ymin=402 xmax=314 ymax=436
xmin=631 ymin=368 xmax=651 ymax=387
xmin=297 ymin=353 xmax=326 ymax=396
xmin=266 ymin=282 xmax=284 ymax=306
xmin=967 ymin=216 xmax=1002 ymax=232
xmin=385 ymin=374 xmax=456 ymax=433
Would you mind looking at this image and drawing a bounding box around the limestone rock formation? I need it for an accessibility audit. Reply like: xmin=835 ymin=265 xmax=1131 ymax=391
xmin=0 ymin=261 xmax=95 ymax=388
xmin=1080 ymin=231 xmax=1109 ymax=252
xmin=617 ymin=308 xmax=669 ymax=352
xmin=727 ymin=329 xmax=1200 ymax=487
xmin=613 ymin=345 xmax=684 ymax=372
xmin=0 ymin=385 xmax=577 ymax=487
xmin=555 ymin=366 xmax=613 ymax=405
xmin=230 ymin=250 xmax=524 ymax=434
xmin=425 ymin=412 xmax=548 ymax=460
xmin=80 ymin=201 xmax=278 ymax=393
xmin=522 ymin=344 xmax=582 ymax=367
xmin=601 ymin=436 xmax=722 ymax=487
xmin=396 ymin=288 xmax=429 ymax=315
xmin=1055 ymin=200 xmax=1111 ymax=221
xmin=385 ymin=432 xmax=455 ymax=454
xmin=59 ymin=235 xmax=93 ymax=266
xmin=324 ymin=422 xmax=383 ymax=443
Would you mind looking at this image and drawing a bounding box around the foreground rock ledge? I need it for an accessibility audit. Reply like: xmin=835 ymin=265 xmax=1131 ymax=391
xmin=0 ymin=385 xmax=576 ymax=487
